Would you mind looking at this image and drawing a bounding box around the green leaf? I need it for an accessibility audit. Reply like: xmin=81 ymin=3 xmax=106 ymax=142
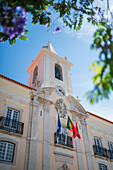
xmin=25 ymin=30 xmax=29 ymax=34
xmin=19 ymin=35 xmax=28 ymax=41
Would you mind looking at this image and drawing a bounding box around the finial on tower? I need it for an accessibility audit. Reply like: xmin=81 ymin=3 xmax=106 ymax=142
xmin=43 ymin=42 xmax=57 ymax=54
xmin=76 ymin=96 xmax=81 ymax=102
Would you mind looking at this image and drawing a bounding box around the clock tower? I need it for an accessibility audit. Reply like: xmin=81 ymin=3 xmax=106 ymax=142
xmin=27 ymin=42 xmax=74 ymax=97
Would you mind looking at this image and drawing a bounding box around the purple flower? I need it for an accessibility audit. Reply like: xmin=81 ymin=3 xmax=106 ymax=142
xmin=16 ymin=6 xmax=21 ymax=10
xmin=2 ymin=6 xmax=27 ymax=39
xmin=98 ymin=7 xmax=101 ymax=13
xmin=56 ymin=27 xmax=61 ymax=32
xmin=44 ymin=22 xmax=49 ymax=27
xmin=53 ymin=30 xmax=56 ymax=34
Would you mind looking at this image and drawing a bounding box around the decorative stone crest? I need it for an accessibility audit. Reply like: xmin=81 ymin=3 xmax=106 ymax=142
xmin=57 ymin=164 xmax=70 ymax=170
xmin=55 ymin=98 xmax=67 ymax=118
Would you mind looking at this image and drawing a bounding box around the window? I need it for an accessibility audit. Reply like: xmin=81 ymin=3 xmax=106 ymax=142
xmin=0 ymin=141 xmax=15 ymax=162
xmin=33 ymin=66 xmax=38 ymax=84
xmin=99 ymin=163 xmax=107 ymax=170
xmin=5 ymin=108 xmax=19 ymax=130
xmin=54 ymin=126 xmax=73 ymax=148
xmin=0 ymin=106 xmax=24 ymax=134
xmin=55 ymin=64 xmax=63 ymax=81
xmin=108 ymin=141 xmax=113 ymax=159
xmin=59 ymin=126 xmax=67 ymax=145
xmin=40 ymin=110 xmax=42 ymax=117
xmin=93 ymin=137 xmax=108 ymax=158
xmin=94 ymin=137 xmax=102 ymax=147
xmin=108 ymin=142 xmax=113 ymax=151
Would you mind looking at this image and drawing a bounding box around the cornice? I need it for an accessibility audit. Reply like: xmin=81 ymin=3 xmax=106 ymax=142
xmin=69 ymin=109 xmax=88 ymax=118
xmin=66 ymin=95 xmax=87 ymax=115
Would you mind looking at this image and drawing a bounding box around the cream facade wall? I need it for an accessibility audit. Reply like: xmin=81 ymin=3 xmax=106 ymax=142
xmin=87 ymin=114 xmax=113 ymax=170
xmin=0 ymin=76 xmax=31 ymax=170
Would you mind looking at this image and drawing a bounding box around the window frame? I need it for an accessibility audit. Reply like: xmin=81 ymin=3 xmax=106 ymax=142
xmin=4 ymin=104 xmax=23 ymax=122
xmin=0 ymin=141 xmax=15 ymax=162
xmin=98 ymin=163 xmax=108 ymax=170
xmin=32 ymin=65 xmax=38 ymax=84
xmin=58 ymin=126 xmax=68 ymax=145
xmin=94 ymin=137 xmax=102 ymax=147
xmin=0 ymin=137 xmax=18 ymax=166
xmin=108 ymin=141 xmax=113 ymax=151
xmin=55 ymin=63 xmax=63 ymax=81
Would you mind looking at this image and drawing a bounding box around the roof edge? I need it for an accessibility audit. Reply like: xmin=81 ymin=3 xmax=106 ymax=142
xmin=0 ymin=74 xmax=36 ymax=91
xmin=87 ymin=111 xmax=113 ymax=124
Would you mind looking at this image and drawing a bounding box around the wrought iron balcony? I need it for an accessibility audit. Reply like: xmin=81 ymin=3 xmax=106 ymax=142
xmin=108 ymin=150 xmax=113 ymax=160
xmin=0 ymin=116 xmax=24 ymax=135
xmin=54 ymin=132 xmax=73 ymax=148
xmin=93 ymin=145 xmax=108 ymax=158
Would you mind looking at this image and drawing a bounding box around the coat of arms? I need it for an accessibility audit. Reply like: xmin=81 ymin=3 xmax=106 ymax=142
xmin=55 ymin=98 xmax=67 ymax=118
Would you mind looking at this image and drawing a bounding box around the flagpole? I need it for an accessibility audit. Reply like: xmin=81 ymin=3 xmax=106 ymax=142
xmin=57 ymin=112 xmax=61 ymax=144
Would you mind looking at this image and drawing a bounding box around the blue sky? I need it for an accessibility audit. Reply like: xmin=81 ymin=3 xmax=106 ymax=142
xmin=0 ymin=13 xmax=113 ymax=121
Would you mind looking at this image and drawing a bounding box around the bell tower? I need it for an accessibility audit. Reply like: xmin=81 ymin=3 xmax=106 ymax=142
xmin=27 ymin=42 xmax=74 ymax=96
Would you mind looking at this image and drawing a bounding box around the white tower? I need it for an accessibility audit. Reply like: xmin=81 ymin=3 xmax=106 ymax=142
xmin=27 ymin=42 xmax=74 ymax=96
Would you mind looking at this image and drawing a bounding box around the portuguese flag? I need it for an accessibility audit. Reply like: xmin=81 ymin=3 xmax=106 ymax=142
xmin=67 ymin=116 xmax=82 ymax=142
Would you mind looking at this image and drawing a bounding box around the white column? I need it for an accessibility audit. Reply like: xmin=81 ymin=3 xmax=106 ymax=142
xmin=25 ymin=99 xmax=39 ymax=170
xmin=43 ymin=103 xmax=50 ymax=170
xmin=73 ymin=115 xmax=84 ymax=170
xmin=81 ymin=118 xmax=94 ymax=170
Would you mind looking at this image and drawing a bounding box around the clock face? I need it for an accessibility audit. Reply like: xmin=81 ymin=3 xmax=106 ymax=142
xmin=55 ymin=85 xmax=65 ymax=97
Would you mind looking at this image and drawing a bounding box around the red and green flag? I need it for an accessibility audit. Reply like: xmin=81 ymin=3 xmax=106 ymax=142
xmin=76 ymin=122 xmax=82 ymax=142
xmin=67 ymin=116 xmax=82 ymax=142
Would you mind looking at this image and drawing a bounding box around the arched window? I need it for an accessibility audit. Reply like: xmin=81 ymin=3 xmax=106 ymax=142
xmin=55 ymin=64 xmax=63 ymax=81
xmin=98 ymin=163 xmax=107 ymax=170
xmin=0 ymin=141 xmax=15 ymax=162
xmin=94 ymin=137 xmax=102 ymax=147
xmin=33 ymin=66 xmax=38 ymax=84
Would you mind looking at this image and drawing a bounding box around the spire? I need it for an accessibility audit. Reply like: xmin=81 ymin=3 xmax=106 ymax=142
xmin=43 ymin=42 xmax=57 ymax=54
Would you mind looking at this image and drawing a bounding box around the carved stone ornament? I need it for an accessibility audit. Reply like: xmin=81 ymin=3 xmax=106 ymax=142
xmin=57 ymin=164 xmax=70 ymax=170
xmin=55 ymin=98 xmax=67 ymax=118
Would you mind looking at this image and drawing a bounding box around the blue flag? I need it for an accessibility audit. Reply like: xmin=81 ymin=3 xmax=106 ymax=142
xmin=57 ymin=114 xmax=61 ymax=136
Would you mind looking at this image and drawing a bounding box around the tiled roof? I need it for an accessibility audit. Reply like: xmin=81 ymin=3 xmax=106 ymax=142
xmin=87 ymin=111 xmax=113 ymax=124
xmin=0 ymin=74 xmax=36 ymax=91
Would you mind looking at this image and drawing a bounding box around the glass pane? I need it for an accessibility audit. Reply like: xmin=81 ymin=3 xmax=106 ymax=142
xmin=6 ymin=109 xmax=12 ymax=119
xmin=6 ymin=143 xmax=14 ymax=162
xmin=108 ymin=142 xmax=113 ymax=150
xmin=94 ymin=137 xmax=101 ymax=147
xmin=11 ymin=111 xmax=19 ymax=129
xmin=0 ymin=141 xmax=14 ymax=162
xmin=99 ymin=163 xmax=107 ymax=170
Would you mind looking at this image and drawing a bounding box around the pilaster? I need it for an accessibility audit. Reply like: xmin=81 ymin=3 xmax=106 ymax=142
xmin=73 ymin=115 xmax=84 ymax=170
xmin=25 ymin=98 xmax=40 ymax=170
xmin=81 ymin=118 xmax=94 ymax=170
xmin=43 ymin=103 xmax=50 ymax=170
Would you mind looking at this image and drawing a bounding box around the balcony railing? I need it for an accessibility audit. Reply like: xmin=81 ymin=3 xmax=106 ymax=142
xmin=93 ymin=145 xmax=108 ymax=158
xmin=108 ymin=150 xmax=113 ymax=160
xmin=54 ymin=132 xmax=73 ymax=148
xmin=0 ymin=116 xmax=24 ymax=135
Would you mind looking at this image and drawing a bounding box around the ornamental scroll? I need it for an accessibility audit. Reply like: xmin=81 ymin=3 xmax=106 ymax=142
xmin=57 ymin=164 xmax=70 ymax=170
xmin=55 ymin=98 xmax=67 ymax=118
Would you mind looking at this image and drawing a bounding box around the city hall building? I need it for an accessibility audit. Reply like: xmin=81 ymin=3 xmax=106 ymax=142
xmin=0 ymin=43 xmax=113 ymax=170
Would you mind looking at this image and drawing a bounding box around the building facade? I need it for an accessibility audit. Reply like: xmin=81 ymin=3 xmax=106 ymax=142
xmin=0 ymin=43 xmax=113 ymax=170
